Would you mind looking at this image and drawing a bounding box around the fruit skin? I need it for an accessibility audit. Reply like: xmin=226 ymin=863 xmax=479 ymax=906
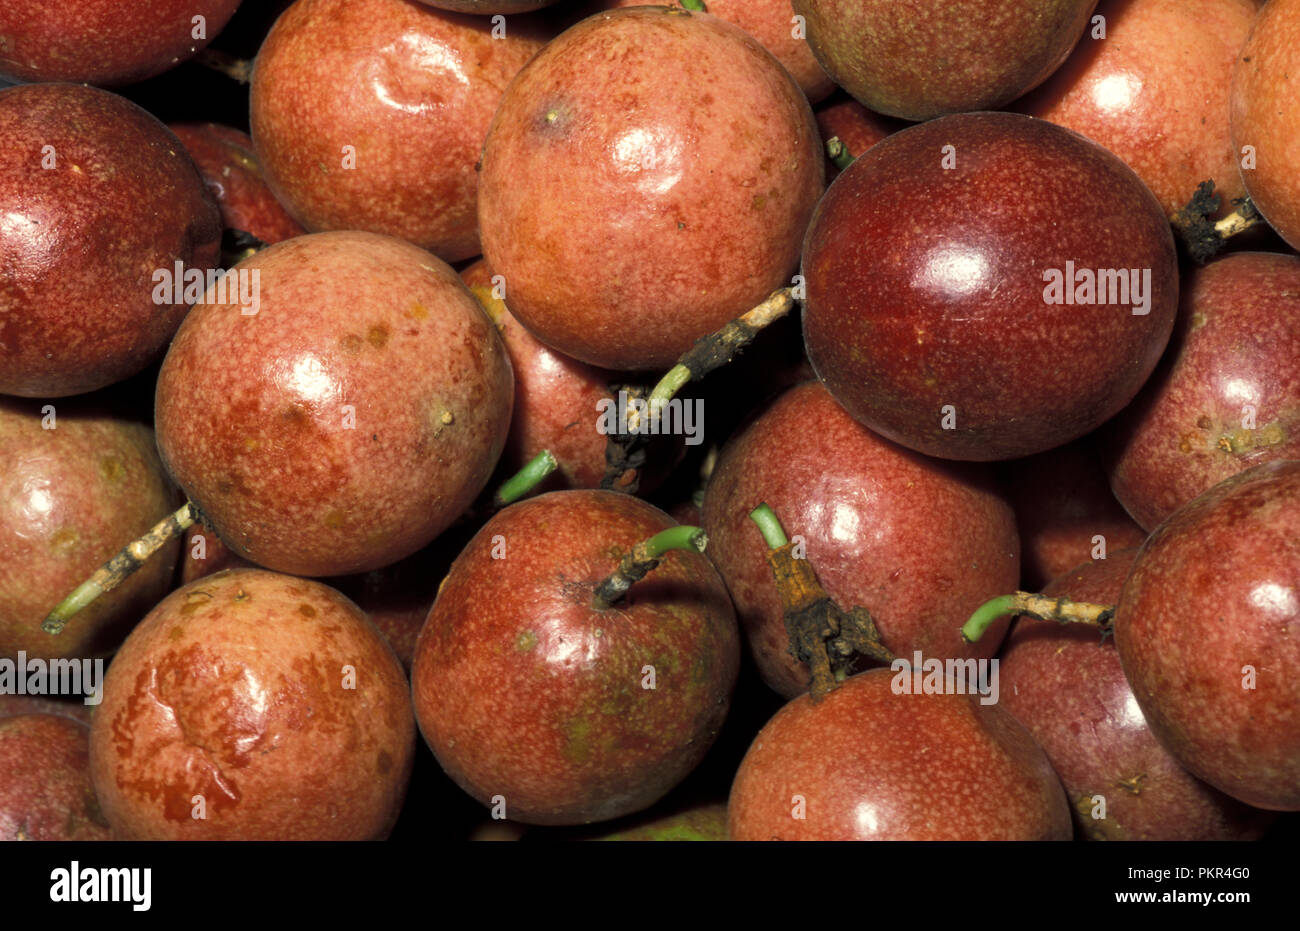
xmin=0 ymin=714 xmax=111 ymax=841
xmin=89 ymin=569 xmax=415 ymax=840
xmin=728 ymin=668 xmax=1072 ymax=840
xmin=411 ymin=490 xmax=739 ymax=826
xmin=0 ymin=695 xmax=93 ymax=725
xmin=0 ymin=0 xmax=242 ymax=85
xmin=578 ymin=801 xmax=728 ymax=841
xmin=462 ymin=259 xmax=614 ymax=490
xmin=0 ymin=84 xmax=221 ymax=398
xmin=250 ymin=0 xmax=549 ymax=263
xmin=1016 ymin=0 xmax=1259 ymax=219
xmin=168 ymin=123 xmax=305 ymax=245
xmin=419 ymin=0 xmax=555 ymax=11
xmin=1115 ymin=460 xmax=1300 ymax=810
xmin=802 ymin=111 xmax=1178 ymax=461
xmin=0 ymin=397 xmax=180 ymax=662
xmin=1000 ymin=550 xmax=1274 ymax=840
xmin=702 ymin=381 xmax=1019 ymax=698
xmin=814 ymin=96 xmax=903 ymax=178
xmin=792 ymin=0 xmax=1097 ymax=121
xmin=1231 ymin=0 xmax=1300 ymax=251
xmin=155 ymin=231 xmax=513 ymax=577
xmin=592 ymin=0 xmax=836 ymax=103
xmin=1002 ymin=439 xmax=1146 ymax=589
xmin=478 ymin=6 xmax=824 ymax=370
xmin=1103 ymin=252 xmax=1300 ymax=532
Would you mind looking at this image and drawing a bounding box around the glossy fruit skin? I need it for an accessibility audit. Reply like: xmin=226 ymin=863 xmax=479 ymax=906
xmin=1001 ymin=551 xmax=1274 ymax=840
xmin=478 ymin=6 xmax=824 ymax=370
xmin=1103 ymin=252 xmax=1300 ymax=532
xmin=1232 ymin=0 xmax=1300 ymax=251
xmin=802 ymin=111 xmax=1179 ymax=461
xmin=792 ymin=0 xmax=1097 ymax=121
xmin=0 ymin=398 xmax=180 ymax=662
xmin=155 ymin=231 xmax=513 ymax=577
xmin=462 ymin=259 xmax=614 ymax=490
xmin=250 ymin=0 xmax=549 ymax=263
xmin=1115 ymin=460 xmax=1300 ymax=810
xmin=0 ymin=714 xmax=110 ymax=841
xmin=168 ymin=123 xmax=305 ymax=245
xmin=0 ymin=84 xmax=221 ymax=398
xmin=594 ymin=0 xmax=836 ymax=102
xmin=702 ymin=381 xmax=1019 ymax=698
xmin=0 ymin=0 xmax=242 ymax=85
xmin=728 ymin=668 xmax=1072 ymax=840
xmin=1016 ymin=0 xmax=1259 ymax=219
xmin=1003 ymin=439 xmax=1146 ymax=589
xmin=89 ymin=569 xmax=415 ymax=840
xmin=411 ymin=491 xmax=740 ymax=826
xmin=814 ymin=96 xmax=902 ymax=179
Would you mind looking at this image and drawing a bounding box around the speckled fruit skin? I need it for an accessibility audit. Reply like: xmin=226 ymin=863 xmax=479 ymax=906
xmin=419 ymin=0 xmax=555 ymax=11
xmin=89 ymin=569 xmax=415 ymax=840
xmin=179 ymin=525 xmax=251 ymax=584
xmin=0 ymin=715 xmax=110 ymax=841
xmin=411 ymin=491 xmax=740 ymax=826
xmin=250 ymin=0 xmax=549 ymax=263
xmin=792 ymin=0 xmax=1097 ymax=121
xmin=157 ymin=231 xmax=512 ymax=574
xmin=478 ymin=6 xmax=824 ymax=370
xmin=1102 ymin=252 xmax=1300 ymax=532
xmin=1002 ymin=439 xmax=1146 ymax=590
xmin=1232 ymin=0 xmax=1300 ymax=251
xmin=155 ymin=231 xmax=513 ymax=577
xmin=814 ymin=96 xmax=903 ymax=179
xmin=802 ymin=111 xmax=1178 ymax=462
xmin=180 ymin=526 xmax=446 ymax=671
xmin=0 ymin=0 xmax=242 ymax=85
xmin=1016 ymin=0 xmax=1259 ymax=219
xmin=462 ymin=259 xmax=614 ymax=490
xmin=584 ymin=801 xmax=728 ymax=841
xmin=728 ymin=668 xmax=1072 ymax=840
xmin=332 ymin=543 xmax=449 ymax=671
xmin=593 ymin=0 xmax=835 ymax=102
xmin=168 ymin=123 xmax=305 ymax=245
xmin=1115 ymin=460 xmax=1300 ymax=810
xmin=0 ymin=398 xmax=180 ymax=662
xmin=702 ymin=382 xmax=1019 ymax=698
xmin=1001 ymin=551 xmax=1274 ymax=840
xmin=0 ymin=694 xmax=93 ymax=725
xmin=0 ymin=84 xmax=221 ymax=398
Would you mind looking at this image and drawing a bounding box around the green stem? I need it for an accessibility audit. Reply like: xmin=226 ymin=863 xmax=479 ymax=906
xmin=592 ymin=525 xmax=709 ymax=608
xmin=681 ymin=0 xmax=707 ymax=10
xmin=961 ymin=591 xmax=1116 ymax=643
xmin=42 ymin=500 xmax=198 ymax=635
xmin=494 ymin=450 xmax=558 ymax=506
xmin=826 ymin=137 xmax=856 ymax=172
xmin=749 ymin=503 xmax=789 ymax=549
xmin=960 ymin=594 xmax=1019 ymax=644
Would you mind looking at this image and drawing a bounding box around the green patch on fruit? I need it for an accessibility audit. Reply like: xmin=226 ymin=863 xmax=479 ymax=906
xmin=49 ymin=528 xmax=79 ymax=554
xmin=515 ymin=630 xmax=538 ymax=652
xmin=98 ymin=457 xmax=125 ymax=482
